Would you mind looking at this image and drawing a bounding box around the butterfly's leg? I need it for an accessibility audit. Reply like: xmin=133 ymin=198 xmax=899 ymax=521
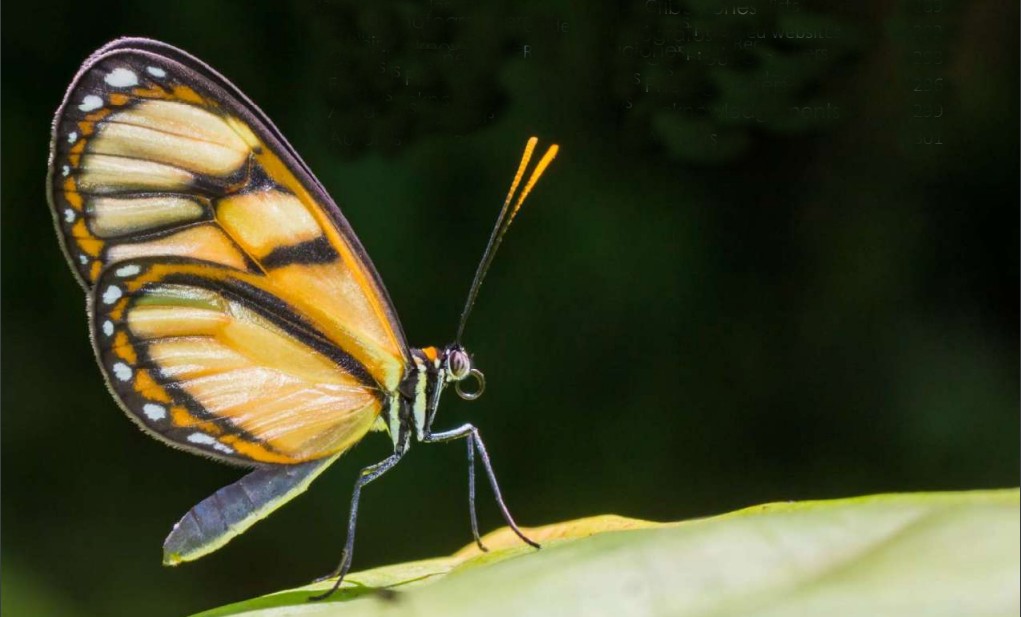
xmin=310 ymin=452 xmax=403 ymax=601
xmin=465 ymin=436 xmax=486 ymax=551
xmin=424 ymin=424 xmax=540 ymax=550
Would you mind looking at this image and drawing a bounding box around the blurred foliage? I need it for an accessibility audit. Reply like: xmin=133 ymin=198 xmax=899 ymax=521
xmin=296 ymin=1 xmax=517 ymax=156
xmin=1 ymin=0 xmax=1017 ymax=616
xmin=612 ymin=3 xmax=867 ymax=162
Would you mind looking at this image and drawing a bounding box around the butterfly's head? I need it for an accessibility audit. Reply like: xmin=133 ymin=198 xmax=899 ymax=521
xmin=443 ymin=345 xmax=485 ymax=401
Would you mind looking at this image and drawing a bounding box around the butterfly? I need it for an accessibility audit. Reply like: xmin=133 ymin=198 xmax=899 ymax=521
xmin=47 ymin=37 xmax=557 ymax=599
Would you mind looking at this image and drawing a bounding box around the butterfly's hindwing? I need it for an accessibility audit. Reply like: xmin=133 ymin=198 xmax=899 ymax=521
xmin=92 ymin=258 xmax=385 ymax=465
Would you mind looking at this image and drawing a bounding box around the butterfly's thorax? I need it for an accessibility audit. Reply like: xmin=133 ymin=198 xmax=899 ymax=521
xmin=386 ymin=346 xmax=447 ymax=454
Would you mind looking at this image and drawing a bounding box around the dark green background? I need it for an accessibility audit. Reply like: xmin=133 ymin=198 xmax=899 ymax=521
xmin=2 ymin=1 xmax=1017 ymax=615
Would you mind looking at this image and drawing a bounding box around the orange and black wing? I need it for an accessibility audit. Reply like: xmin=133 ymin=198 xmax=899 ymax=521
xmin=92 ymin=257 xmax=392 ymax=465
xmin=47 ymin=38 xmax=408 ymax=464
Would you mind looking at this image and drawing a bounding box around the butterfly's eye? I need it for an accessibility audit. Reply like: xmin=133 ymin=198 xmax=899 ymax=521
xmin=448 ymin=349 xmax=485 ymax=400
xmin=447 ymin=348 xmax=472 ymax=381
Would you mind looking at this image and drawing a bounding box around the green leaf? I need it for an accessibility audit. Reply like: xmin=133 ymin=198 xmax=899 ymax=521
xmin=194 ymin=489 xmax=1019 ymax=617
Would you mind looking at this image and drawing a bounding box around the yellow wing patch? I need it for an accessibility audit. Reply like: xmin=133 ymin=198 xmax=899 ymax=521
xmin=217 ymin=190 xmax=322 ymax=257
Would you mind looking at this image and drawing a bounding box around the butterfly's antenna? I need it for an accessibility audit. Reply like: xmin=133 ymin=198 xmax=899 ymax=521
xmin=455 ymin=137 xmax=559 ymax=344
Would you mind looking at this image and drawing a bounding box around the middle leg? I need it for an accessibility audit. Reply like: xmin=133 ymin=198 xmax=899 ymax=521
xmin=424 ymin=424 xmax=540 ymax=550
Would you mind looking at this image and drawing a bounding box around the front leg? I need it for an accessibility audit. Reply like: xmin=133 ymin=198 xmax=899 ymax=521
xmin=424 ymin=424 xmax=540 ymax=551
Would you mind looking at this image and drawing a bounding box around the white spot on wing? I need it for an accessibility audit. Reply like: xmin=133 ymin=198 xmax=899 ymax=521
xmin=62 ymin=165 xmax=70 ymax=177
xmin=68 ymin=132 xmax=78 ymax=144
xmin=142 ymin=403 xmax=167 ymax=421
xmin=212 ymin=443 xmax=234 ymax=454
xmin=112 ymin=362 xmax=133 ymax=382
xmin=79 ymin=254 xmax=89 ymax=265
xmin=115 ymin=264 xmax=141 ymax=278
xmin=79 ymin=95 xmax=103 ymax=112
xmin=146 ymin=66 xmax=166 ymax=78
xmin=105 ymin=67 xmax=139 ymax=88
xmin=102 ymin=320 xmax=114 ymax=336
xmin=187 ymin=432 xmax=216 ymax=445
xmin=102 ymin=285 xmax=122 ymax=305
xmin=64 ymin=208 xmax=76 ymax=223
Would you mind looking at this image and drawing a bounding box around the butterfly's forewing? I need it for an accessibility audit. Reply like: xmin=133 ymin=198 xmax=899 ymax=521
xmin=47 ymin=38 xmax=410 ymax=397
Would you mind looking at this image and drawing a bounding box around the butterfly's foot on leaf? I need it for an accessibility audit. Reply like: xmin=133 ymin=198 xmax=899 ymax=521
xmin=309 ymin=549 xmax=353 ymax=601
xmin=308 ymin=575 xmax=347 ymax=601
